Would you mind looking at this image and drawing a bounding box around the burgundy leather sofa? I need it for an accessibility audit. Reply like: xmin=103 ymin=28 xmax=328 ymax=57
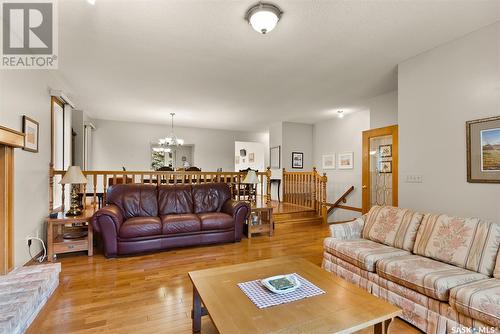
xmin=92 ymin=183 xmax=250 ymax=257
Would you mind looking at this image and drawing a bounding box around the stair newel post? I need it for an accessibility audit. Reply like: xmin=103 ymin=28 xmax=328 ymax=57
xmin=321 ymin=173 xmax=328 ymax=224
xmin=266 ymin=167 xmax=271 ymax=204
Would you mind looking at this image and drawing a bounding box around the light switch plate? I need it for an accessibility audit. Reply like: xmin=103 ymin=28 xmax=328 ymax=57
xmin=405 ymin=175 xmax=423 ymax=183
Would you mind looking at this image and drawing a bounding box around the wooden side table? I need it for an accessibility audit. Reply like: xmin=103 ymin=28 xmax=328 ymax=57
xmin=45 ymin=210 xmax=94 ymax=262
xmin=245 ymin=205 xmax=274 ymax=239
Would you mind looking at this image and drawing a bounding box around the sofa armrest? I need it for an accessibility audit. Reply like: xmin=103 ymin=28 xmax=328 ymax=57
xmin=221 ymin=200 xmax=250 ymax=241
xmin=92 ymin=204 xmax=124 ymax=234
xmin=329 ymin=215 xmax=365 ymax=240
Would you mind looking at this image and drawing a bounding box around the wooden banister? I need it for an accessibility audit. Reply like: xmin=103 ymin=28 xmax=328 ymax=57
xmin=48 ymin=167 xmax=273 ymax=213
xmin=325 ymin=186 xmax=355 ymax=215
xmin=282 ymin=168 xmax=328 ymax=223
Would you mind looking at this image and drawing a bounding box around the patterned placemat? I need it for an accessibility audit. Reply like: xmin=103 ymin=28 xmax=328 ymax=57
xmin=237 ymin=273 xmax=325 ymax=309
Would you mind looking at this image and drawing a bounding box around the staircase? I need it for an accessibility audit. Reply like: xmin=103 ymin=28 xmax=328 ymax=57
xmin=274 ymin=208 xmax=323 ymax=224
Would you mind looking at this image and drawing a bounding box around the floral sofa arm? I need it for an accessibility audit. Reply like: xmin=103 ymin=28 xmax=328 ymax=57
xmin=329 ymin=215 xmax=366 ymax=240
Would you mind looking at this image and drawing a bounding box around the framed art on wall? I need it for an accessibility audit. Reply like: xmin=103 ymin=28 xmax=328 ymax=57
xmin=467 ymin=115 xmax=500 ymax=183
xmin=22 ymin=116 xmax=39 ymax=153
xmin=338 ymin=152 xmax=354 ymax=169
xmin=249 ymin=152 xmax=255 ymax=163
xmin=270 ymin=146 xmax=280 ymax=169
xmin=322 ymin=154 xmax=336 ymax=169
xmin=292 ymin=152 xmax=303 ymax=169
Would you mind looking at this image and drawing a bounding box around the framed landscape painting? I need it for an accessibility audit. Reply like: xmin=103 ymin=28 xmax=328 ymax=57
xmin=322 ymin=154 xmax=336 ymax=169
xmin=22 ymin=116 xmax=39 ymax=153
xmin=338 ymin=152 xmax=354 ymax=169
xmin=467 ymin=116 xmax=500 ymax=183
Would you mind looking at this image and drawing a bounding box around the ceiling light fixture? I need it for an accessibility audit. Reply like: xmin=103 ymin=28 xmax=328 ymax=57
xmin=87 ymin=0 xmax=96 ymax=5
xmin=337 ymin=110 xmax=344 ymax=119
xmin=245 ymin=2 xmax=283 ymax=34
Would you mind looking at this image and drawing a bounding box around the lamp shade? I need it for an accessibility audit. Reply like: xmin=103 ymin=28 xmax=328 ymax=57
xmin=242 ymin=170 xmax=260 ymax=184
xmin=60 ymin=166 xmax=87 ymax=185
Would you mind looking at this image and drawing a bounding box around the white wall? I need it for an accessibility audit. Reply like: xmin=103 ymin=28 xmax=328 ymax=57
xmin=368 ymin=90 xmax=398 ymax=129
xmin=282 ymin=122 xmax=314 ymax=171
xmin=0 ymin=71 xmax=73 ymax=267
xmin=399 ymin=22 xmax=500 ymax=220
xmin=92 ymin=119 xmax=268 ymax=172
xmin=235 ymin=141 xmax=265 ymax=172
xmin=313 ymin=110 xmax=370 ymax=221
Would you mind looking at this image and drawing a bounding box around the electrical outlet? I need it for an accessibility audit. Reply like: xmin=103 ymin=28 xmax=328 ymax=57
xmin=405 ymin=175 xmax=423 ymax=183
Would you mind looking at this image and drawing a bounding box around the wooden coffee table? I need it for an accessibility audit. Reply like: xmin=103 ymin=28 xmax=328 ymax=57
xmin=188 ymin=256 xmax=401 ymax=334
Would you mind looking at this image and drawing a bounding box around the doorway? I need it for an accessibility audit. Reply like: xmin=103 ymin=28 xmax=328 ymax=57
xmin=362 ymin=125 xmax=398 ymax=213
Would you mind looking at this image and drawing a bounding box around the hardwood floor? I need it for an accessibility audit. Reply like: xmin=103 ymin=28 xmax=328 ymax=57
xmin=27 ymin=222 xmax=422 ymax=334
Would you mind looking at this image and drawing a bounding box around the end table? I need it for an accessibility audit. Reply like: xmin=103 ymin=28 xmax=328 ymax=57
xmin=45 ymin=210 xmax=94 ymax=262
xmin=245 ymin=205 xmax=274 ymax=239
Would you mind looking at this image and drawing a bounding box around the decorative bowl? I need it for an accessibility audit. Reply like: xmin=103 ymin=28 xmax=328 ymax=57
xmin=261 ymin=274 xmax=301 ymax=294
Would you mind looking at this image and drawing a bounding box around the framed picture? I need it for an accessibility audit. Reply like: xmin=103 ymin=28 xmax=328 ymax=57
xmin=322 ymin=154 xmax=336 ymax=169
xmin=270 ymin=146 xmax=280 ymax=169
xmin=292 ymin=152 xmax=303 ymax=169
xmin=338 ymin=152 xmax=354 ymax=169
xmin=249 ymin=152 xmax=255 ymax=163
xmin=467 ymin=116 xmax=500 ymax=183
xmin=22 ymin=116 xmax=39 ymax=153
xmin=379 ymin=161 xmax=392 ymax=173
xmin=379 ymin=144 xmax=392 ymax=158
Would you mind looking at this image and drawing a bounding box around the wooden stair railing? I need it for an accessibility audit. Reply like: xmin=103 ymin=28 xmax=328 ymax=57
xmin=324 ymin=186 xmax=362 ymax=224
xmin=282 ymin=168 xmax=328 ymax=224
xmin=326 ymin=186 xmax=355 ymax=215
xmin=49 ymin=167 xmax=273 ymax=213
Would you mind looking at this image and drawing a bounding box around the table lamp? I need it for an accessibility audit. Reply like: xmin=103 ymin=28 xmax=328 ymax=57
xmin=242 ymin=170 xmax=260 ymax=204
xmin=60 ymin=166 xmax=87 ymax=216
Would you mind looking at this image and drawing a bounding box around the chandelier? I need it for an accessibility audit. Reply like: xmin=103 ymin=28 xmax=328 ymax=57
xmin=153 ymin=113 xmax=184 ymax=153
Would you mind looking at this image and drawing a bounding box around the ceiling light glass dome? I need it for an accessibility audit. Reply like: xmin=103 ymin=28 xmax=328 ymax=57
xmin=245 ymin=3 xmax=283 ymax=34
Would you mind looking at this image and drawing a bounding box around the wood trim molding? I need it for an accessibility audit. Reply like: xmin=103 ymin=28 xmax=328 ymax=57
xmin=0 ymin=146 xmax=14 ymax=274
xmin=0 ymin=125 xmax=24 ymax=148
xmin=0 ymin=124 xmax=24 ymax=275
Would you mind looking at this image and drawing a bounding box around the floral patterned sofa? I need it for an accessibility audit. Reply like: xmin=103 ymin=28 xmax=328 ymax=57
xmin=322 ymin=206 xmax=500 ymax=334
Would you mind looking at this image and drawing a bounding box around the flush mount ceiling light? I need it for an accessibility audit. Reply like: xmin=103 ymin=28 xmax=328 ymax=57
xmin=245 ymin=2 xmax=283 ymax=34
xmin=337 ymin=110 xmax=344 ymax=119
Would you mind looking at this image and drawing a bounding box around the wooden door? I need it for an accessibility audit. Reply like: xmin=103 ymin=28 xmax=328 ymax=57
xmin=362 ymin=125 xmax=398 ymax=214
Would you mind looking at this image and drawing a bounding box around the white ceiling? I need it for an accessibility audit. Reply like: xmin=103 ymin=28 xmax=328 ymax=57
xmin=59 ymin=0 xmax=500 ymax=131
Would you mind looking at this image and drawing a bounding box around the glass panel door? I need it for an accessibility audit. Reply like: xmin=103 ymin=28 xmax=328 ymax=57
xmin=362 ymin=125 xmax=398 ymax=213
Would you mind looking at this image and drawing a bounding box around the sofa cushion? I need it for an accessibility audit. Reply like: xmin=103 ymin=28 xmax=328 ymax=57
xmin=362 ymin=206 xmax=424 ymax=251
xmin=323 ymin=238 xmax=409 ymax=272
xmin=161 ymin=214 xmax=201 ymax=234
xmin=158 ymin=185 xmax=193 ymax=215
xmin=329 ymin=216 xmax=365 ymax=240
xmin=107 ymin=184 xmax=158 ymax=219
xmin=119 ymin=217 xmax=162 ymax=238
xmin=414 ymin=214 xmax=500 ymax=276
xmin=449 ymin=278 xmax=500 ymax=327
xmin=199 ymin=212 xmax=233 ymax=231
xmin=192 ymin=183 xmax=231 ymax=214
xmin=377 ymin=255 xmax=488 ymax=301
